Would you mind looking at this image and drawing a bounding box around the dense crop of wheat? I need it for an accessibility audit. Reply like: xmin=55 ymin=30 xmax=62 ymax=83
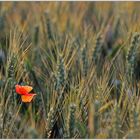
xmin=1 ymin=2 xmax=140 ymax=138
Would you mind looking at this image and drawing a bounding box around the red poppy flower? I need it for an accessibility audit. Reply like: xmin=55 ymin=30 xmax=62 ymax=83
xmin=15 ymin=85 xmax=33 ymax=95
xmin=15 ymin=85 xmax=36 ymax=103
xmin=21 ymin=94 xmax=36 ymax=103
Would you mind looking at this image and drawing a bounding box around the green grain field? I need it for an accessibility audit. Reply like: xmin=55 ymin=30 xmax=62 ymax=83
xmin=0 ymin=1 xmax=140 ymax=139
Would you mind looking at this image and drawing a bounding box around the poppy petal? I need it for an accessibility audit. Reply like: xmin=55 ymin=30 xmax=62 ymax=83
xmin=21 ymin=94 xmax=36 ymax=103
xmin=22 ymin=86 xmax=33 ymax=93
xmin=15 ymin=85 xmax=28 ymax=95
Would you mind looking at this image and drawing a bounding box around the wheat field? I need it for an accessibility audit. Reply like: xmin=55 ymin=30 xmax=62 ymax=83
xmin=0 ymin=1 xmax=140 ymax=139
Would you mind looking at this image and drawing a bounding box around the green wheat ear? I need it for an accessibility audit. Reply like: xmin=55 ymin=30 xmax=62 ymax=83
xmin=127 ymin=104 xmax=138 ymax=138
xmin=81 ymin=41 xmax=88 ymax=77
xmin=68 ymin=104 xmax=76 ymax=138
xmin=45 ymin=12 xmax=53 ymax=41
xmin=93 ymin=100 xmax=100 ymax=138
xmin=126 ymin=32 xmax=140 ymax=82
xmin=80 ymin=96 xmax=88 ymax=125
xmin=55 ymin=54 xmax=66 ymax=93
xmin=45 ymin=107 xmax=55 ymax=138
xmin=92 ymin=33 xmax=103 ymax=65
xmin=111 ymin=102 xmax=121 ymax=138
xmin=7 ymin=55 xmax=16 ymax=79
xmin=92 ymin=32 xmax=104 ymax=76
xmin=7 ymin=55 xmax=17 ymax=106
